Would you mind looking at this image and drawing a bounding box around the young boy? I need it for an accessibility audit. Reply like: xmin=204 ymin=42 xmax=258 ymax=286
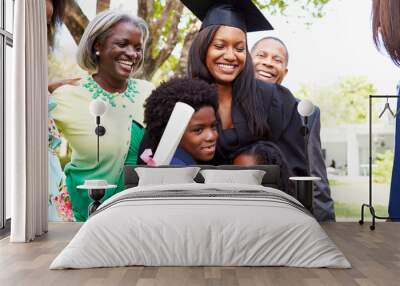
xmin=138 ymin=78 xmax=219 ymax=165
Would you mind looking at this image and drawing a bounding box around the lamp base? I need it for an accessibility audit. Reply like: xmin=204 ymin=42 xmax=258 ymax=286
xmin=296 ymin=180 xmax=313 ymax=213
xmin=289 ymin=177 xmax=320 ymax=214
xmin=88 ymin=188 xmax=105 ymax=215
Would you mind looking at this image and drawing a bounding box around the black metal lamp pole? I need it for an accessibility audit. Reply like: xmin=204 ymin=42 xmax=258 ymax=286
xmin=303 ymin=116 xmax=311 ymax=176
xmin=94 ymin=116 xmax=106 ymax=162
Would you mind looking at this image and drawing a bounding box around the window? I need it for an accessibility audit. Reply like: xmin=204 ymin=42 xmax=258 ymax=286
xmin=5 ymin=0 xmax=13 ymax=33
xmin=0 ymin=0 xmax=13 ymax=235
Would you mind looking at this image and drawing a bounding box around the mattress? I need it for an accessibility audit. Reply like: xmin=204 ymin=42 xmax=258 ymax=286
xmin=50 ymin=183 xmax=350 ymax=269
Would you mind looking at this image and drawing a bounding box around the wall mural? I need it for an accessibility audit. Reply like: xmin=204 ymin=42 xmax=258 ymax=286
xmin=47 ymin=0 xmax=399 ymax=223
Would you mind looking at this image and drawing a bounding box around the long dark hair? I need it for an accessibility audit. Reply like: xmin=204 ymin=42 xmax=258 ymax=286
xmin=372 ymin=0 xmax=400 ymax=66
xmin=48 ymin=0 xmax=68 ymax=49
xmin=188 ymin=25 xmax=270 ymax=139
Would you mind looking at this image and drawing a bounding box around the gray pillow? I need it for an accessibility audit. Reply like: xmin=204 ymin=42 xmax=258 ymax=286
xmin=200 ymin=169 xmax=266 ymax=185
xmin=135 ymin=167 xmax=201 ymax=186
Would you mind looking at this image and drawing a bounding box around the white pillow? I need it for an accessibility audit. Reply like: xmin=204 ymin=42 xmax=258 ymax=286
xmin=135 ymin=167 xmax=200 ymax=186
xmin=200 ymin=169 xmax=266 ymax=185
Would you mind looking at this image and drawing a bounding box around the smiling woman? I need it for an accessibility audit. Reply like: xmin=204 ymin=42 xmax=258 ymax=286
xmin=94 ymin=22 xmax=143 ymax=84
xmin=184 ymin=0 xmax=307 ymax=177
xmin=205 ymin=26 xmax=246 ymax=87
xmin=50 ymin=10 xmax=154 ymax=221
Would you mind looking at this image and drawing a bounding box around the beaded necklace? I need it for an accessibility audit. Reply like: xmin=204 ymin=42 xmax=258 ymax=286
xmin=83 ymin=76 xmax=138 ymax=107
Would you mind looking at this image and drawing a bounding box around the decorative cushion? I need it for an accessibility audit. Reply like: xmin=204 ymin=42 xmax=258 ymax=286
xmin=124 ymin=165 xmax=280 ymax=189
xmin=135 ymin=167 xmax=201 ymax=186
xmin=200 ymin=169 xmax=266 ymax=185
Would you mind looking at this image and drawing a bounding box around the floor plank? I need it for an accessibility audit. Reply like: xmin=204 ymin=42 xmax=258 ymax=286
xmin=0 ymin=222 xmax=399 ymax=286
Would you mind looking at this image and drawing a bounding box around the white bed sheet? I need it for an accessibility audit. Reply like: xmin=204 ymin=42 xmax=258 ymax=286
xmin=50 ymin=183 xmax=350 ymax=269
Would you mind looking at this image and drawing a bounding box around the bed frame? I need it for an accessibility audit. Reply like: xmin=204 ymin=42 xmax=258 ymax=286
xmin=123 ymin=165 xmax=317 ymax=215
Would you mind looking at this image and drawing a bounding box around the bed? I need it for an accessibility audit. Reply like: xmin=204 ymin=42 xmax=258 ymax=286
xmin=50 ymin=165 xmax=350 ymax=269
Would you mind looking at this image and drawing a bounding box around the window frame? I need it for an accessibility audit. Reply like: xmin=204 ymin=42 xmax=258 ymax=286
xmin=0 ymin=0 xmax=13 ymax=233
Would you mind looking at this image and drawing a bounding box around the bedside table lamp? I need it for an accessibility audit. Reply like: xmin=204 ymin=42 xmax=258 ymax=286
xmin=290 ymin=99 xmax=319 ymax=213
xmin=77 ymin=180 xmax=116 ymax=216
xmin=297 ymin=99 xmax=315 ymax=176
xmin=78 ymin=100 xmax=111 ymax=217
xmin=89 ymin=98 xmax=107 ymax=162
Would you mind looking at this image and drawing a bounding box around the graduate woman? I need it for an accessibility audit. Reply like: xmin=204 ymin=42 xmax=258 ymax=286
xmin=182 ymin=0 xmax=307 ymax=176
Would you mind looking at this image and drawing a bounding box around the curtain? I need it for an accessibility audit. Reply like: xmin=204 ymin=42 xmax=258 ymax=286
xmin=7 ymin=0 xmax=48 ymax=242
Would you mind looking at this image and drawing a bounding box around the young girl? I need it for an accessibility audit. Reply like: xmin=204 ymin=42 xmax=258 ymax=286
xmin=138 ymin=78 xmax=219 ymax=165
xmin=232 ymin=141 xmax=295 ymax=196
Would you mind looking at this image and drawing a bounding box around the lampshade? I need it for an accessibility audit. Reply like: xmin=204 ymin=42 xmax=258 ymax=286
xmin=297 ymin=100 xmax=315 ymax=117
xmin=89 ymin=98 xmax=108 ymax=117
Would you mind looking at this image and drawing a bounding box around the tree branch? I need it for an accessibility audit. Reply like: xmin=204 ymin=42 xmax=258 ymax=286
xmin=137 ymin=0 xmax=149 ymax=21
xmin=96 ymin=0 xmax=111 ymax=14
xmin=141 ymin=1 xmax=184 ymax=79
xmin=152 ymin=3 xmax=184 ymax=70
xmin=151 ymin=0 xmax=175 ymax=41
xmin=174 ymin=20 xmax=200 ymax=78
xmin=64 ymin=1 xmax=89 ymax=45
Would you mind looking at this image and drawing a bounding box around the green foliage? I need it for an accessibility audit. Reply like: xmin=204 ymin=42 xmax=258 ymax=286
xmin=153 ymin=1 xmax=163 ymax=17
xmin=254 ymin=0 xmax=331 ymax=18
xmin=372 ymin=150 xmax=394 ymax=184
xmin=153 ymin=54 xmax=180 ymax=85
xmin=334 ymin=201 xmax=388 ymax=218
xmin=328 ymin=179 xmax=344 ymax=186
xmin=295 ymin=76 xmax=377 ymax=127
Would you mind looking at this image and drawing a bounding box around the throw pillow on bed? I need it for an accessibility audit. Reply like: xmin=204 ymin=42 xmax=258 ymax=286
xmin=135 ymin=167 xmax=201 ymax=186
xmin=200 ymin=169 xmax=266 ymax=185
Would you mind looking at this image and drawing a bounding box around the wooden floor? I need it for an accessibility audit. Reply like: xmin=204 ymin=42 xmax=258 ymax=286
xmin=0 ymin=222 xmax=399 ymax=286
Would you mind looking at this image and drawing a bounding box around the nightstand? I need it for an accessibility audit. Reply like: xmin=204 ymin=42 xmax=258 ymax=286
xmin=77 ymin=180 xmax=117 ymax=216
xmin=289 ymin=176 xmax=321 ymax=213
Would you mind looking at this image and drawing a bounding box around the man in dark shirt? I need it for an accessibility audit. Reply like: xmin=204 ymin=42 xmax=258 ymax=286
xmin=251 ymin=37 xmax=335 ymax=222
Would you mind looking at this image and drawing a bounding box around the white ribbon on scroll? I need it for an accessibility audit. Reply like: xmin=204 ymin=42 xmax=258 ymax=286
xmin=152 ymin=102 xmax=195 ymax=165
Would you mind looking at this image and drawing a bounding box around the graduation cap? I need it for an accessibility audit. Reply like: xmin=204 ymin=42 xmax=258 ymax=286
xmin=181 ymin=0 xmax=273 ymax=32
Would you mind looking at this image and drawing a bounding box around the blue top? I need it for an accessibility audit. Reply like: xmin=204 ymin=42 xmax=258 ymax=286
xmin=170 ymin=147 xmax=197 ymax=165
xmin=389 ymin=82 xmax=400 ymax=218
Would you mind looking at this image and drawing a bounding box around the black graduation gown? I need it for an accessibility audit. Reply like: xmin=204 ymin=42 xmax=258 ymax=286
xmin=215 ymin=80 xmax=307 ymax=177
xmin=137 ymin=80 xmax=307 ymax=176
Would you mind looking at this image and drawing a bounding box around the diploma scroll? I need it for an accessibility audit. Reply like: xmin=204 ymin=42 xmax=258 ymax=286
xmin=152 ymin=102 xmax=195 ymax=165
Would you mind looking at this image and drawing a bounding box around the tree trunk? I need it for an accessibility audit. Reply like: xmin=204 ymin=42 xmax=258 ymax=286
xmin=138 ymin=0 xmax=185 ymax=80
xmin=97 ymin=0 xmax=111 ymax=13
xmin=64 ymin=1 xmax=89 ymax=45
xmin=174 ymin=20 xmax=200 ymax=78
